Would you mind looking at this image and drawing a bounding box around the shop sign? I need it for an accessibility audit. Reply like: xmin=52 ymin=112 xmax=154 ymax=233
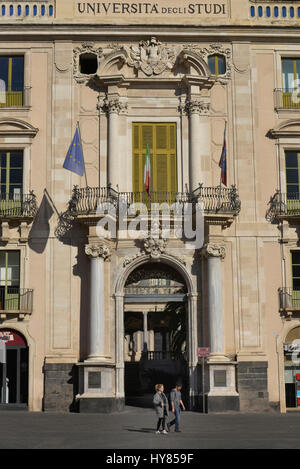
xmin=0 ymin=330 xmax=26 ymax=346
xmin=284 ymin=344 xmax=300 ymax=353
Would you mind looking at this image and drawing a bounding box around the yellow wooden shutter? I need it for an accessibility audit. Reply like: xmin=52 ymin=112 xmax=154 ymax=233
xmin=132 ymin=123 xmax=177 ymax=199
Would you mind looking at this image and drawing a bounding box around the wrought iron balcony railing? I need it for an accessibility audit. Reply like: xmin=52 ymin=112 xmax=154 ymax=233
xmin=55 ymin=184 xmax=241 ymax=238
xmin=0 ymin=192 xmax=38 ymax=218
xmin=279 ymin=288 xmax=300 ymax=311
xmin=0 ymin=287 xmax=33 ymax=313
xmin=266 ymin=190 xmax=300 ymax=221
xmin=274 ymin=88 xmax=300 ymax=110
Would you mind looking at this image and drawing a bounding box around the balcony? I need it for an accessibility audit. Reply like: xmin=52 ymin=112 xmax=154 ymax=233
xmin=0 ymin=192 xmax=37 ymax=219
xmin=274 ymin=89 xmax=300 ymax=111
xmin=279 ymin=288 xmax=300 ymax=317
xmin=0 ymin=287 xmax=33 ymax=320
xmin=266 ymin=190 xmax=300 ymax=222
xmin=55 ymin=184 xmax=241 ymax=238
xmin=0 ymin=88 xmax=31 ymax=108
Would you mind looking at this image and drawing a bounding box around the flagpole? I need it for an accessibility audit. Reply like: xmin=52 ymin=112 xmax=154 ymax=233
xmin=77 ymin=121 xmax=89 ymax=187
xmin=218 ymin=120 xmax=227 ymax=210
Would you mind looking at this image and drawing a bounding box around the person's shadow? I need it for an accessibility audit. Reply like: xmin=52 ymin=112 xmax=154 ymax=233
xmin=124 ymin=427 xmax=154 ymax=433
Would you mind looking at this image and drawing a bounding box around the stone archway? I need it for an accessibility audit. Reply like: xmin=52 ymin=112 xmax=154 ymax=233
xmin=0 ymin=328 xmax=29 ymax=407
xmin=123 ymin=262 xmax=188 ymax=406
xmin=114 ymin=253 xmax=198 ymax=409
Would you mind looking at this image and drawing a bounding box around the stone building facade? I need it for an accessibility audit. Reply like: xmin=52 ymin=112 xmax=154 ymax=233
xmin=0 ymin=0 xmax=300 ymax=413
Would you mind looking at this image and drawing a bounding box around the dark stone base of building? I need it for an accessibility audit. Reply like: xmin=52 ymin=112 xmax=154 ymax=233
xmin=77 ymin=397 xmax=125 ymax=413
xmin=207 ymin=395 xmax=240 ymax=413
xmin=0 ymin=404 xmax=28 ymax=411
xmin=237 ymin=361 xmax=269 ymax=412
xmin=43 ymin=363 xmax=78 ymax=412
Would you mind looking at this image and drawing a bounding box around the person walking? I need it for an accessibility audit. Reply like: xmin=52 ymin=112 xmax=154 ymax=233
xmin=167 ymin=383 xmax=186 ymax=432
xmin=153 ymin=384 xmax=169 ymax=434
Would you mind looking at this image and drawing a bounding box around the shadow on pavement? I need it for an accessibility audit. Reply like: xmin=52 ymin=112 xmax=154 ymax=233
xmin=125 ymin=427 xmax=154 ymax=433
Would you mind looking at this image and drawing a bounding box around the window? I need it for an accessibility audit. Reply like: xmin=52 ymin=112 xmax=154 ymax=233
xmin=132 ymin=123 xmax=177 ymax=203
xmin=0 ymin=151 xmax=23 ymax=200
xmin=0 ymin=151 xmax=23 ymax=215
xmin=0 ymin=251 xmax=20 ymax=310
xmin=285 ymin=151 xmax=300 ymax=198
xmin=79 ymin=53 xmax=98 ymax=75
xmin=285 ymin=151 xmax=300 ymax=215
xmin=0 ymin=56 xmax=24 ymax=107
xmin=208 ymin=54 xmax=226 ymax=76
xmin=281 ymin=58 xmax=300 ymax=108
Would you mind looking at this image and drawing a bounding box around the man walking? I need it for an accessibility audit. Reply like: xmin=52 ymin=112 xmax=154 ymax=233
xmin=167 ymin=383 xmax=186 ymax=433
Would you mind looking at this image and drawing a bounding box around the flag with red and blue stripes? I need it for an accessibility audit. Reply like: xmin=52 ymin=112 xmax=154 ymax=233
xmin=219 ymin=129 xmax=227 ymax=186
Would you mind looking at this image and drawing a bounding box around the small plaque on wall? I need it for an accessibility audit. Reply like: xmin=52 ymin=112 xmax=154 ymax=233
xmin=88 ymin=371 xmax=101 ymax=389
xmin=214 ymin=370 xmax=227 ymax=387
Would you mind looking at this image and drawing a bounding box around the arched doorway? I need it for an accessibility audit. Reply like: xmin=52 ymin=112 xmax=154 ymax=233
xmin=0 ymin=328 xmax=28 ymax=407
xmin=284 ymin=326 xmax=300 ymax=409
xmin=123 ymin=262 xmax=189 ymax=407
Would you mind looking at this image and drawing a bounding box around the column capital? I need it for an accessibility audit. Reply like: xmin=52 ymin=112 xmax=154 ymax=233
xmin=202 ymin=242 xmax=226 ymax=260
xmin=98 ymin=96 xmax=128 ymax=115
xmin=85 ymin=243 xmax=111 ymax=261
xmin=186 ymin=99 xmax=210 ymax=116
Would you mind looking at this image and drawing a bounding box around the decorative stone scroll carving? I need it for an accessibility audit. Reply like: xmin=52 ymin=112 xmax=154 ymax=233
xmin=85 ymin=243 xmax=111 ymax=260
xmin=202 ymin=243 xmax=226 ymax=260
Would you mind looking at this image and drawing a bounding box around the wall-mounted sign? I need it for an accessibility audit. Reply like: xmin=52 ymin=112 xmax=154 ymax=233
xmin=74 ymin=0 xmax=228 ymax=19
xmin=198 ymin=347 xmax=210 ymax=357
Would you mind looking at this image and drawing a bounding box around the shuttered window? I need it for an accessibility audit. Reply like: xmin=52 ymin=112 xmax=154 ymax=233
xmin=132 ymin=123 xmax=177 ymax=198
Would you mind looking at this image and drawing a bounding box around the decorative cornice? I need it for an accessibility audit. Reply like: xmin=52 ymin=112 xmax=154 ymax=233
xmin=202 ymin=243 xmax=226 ymax=259
xmin=85 ymin=243 xmax=111 ymax=260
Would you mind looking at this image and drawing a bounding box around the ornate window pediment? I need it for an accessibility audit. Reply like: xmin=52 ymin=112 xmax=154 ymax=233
xmin=268 ymin=119 xmax=300 ymax=138
xmin=0 ymin=118 xmax=38 ymax=137
xmin=73 ymin=38 xmax=232 ymax=82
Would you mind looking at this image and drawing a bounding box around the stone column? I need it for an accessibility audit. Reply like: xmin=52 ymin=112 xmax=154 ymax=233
xmin=202 ymin=243 xmax=226 ymax=359
xmin=115 ymin=293 xmax=125 ymax=399
xmin=142 ymin=311 xmax=149 ymax=351
xmin=85 ymin=243 xmax=111 ymax=362
xmin=106 ymin=98 xmax=128 ymax=189
xmin=187 ymin=99 xmax=211 ymax=190
xmin=202 ymin=243 xmax=239 ymax=411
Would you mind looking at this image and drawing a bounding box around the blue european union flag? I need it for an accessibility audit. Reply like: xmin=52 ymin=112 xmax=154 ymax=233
xmin=63 ymin=126 xmax=85 ymax=176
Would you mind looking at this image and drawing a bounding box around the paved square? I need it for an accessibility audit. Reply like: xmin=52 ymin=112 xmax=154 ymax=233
xmin=1 ymin=407 xmax=300 ymax=449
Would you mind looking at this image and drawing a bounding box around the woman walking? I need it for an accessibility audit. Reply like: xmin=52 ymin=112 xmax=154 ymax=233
xmin=153 ymin=384 xmax=169 ymax=434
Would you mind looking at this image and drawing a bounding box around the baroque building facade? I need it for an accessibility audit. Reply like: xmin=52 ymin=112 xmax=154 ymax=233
xmin=1 ymin=0 xmax=300 ymax=413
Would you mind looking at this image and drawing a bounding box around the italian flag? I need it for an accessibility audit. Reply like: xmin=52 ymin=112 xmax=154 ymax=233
xmin=144 ymin=143 xmax=151 ymax=196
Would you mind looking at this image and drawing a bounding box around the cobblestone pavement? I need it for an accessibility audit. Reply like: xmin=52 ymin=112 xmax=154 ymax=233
xmin=1 ymin=406 xmax=300 ymax=449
